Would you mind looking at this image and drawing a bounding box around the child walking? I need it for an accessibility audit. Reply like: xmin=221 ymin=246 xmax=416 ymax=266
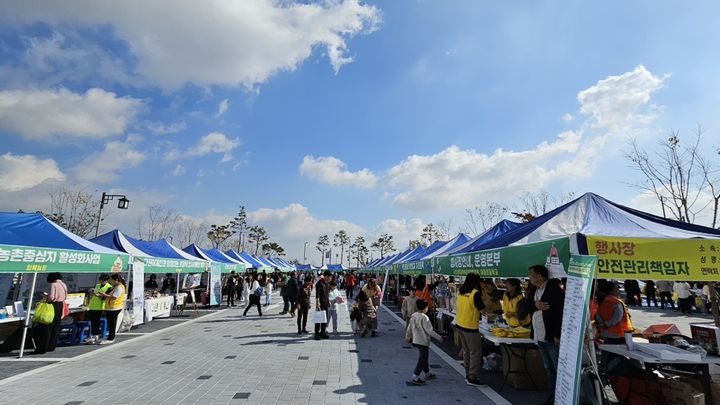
xmin=404 ymin=299 xmax=443 ymax=385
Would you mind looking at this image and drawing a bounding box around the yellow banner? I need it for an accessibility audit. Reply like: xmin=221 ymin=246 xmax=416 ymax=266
xmin=586 ymin=236 xmax=720 ymax=281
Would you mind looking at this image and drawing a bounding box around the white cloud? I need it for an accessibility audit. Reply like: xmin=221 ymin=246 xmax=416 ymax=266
xmin=71 ymin=135 xmax=146 ymax=183
xmin=0 ymin=153 xmax=65 ymax=191
xmin=171 ymin=164 xmax=186 ymax=176
xmin=373 ymin=218 xmax=426 ymax=251
xmin=148 ymin=121 xmax=186 ymax=135
xmin=215 ymin=99 xmax=229 ymax=118
xmin=248 ymin=203 xmax=365 ymax=262
xmin=577 ymin=65 xmax=668 ymax=131
xmin=0 ymin=87 xmax=143 ymax=140
xmin=2 ymin=0 xmax=381 ymax=89
xmin=385 ymin=66 xmax=668 ymax=211
xmin=561 ymin=113 xmax=574 ymax=122
xmin=300 ymin=156 xmax=378 ymax=188
xmin=387 ymin=131 xmax=582 ymax=210
xmin=165 ymin=132 xmax=240 ymax=162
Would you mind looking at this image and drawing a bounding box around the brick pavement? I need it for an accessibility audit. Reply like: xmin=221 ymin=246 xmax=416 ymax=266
xmin=0 ymin=296 xmax=500 ymax=405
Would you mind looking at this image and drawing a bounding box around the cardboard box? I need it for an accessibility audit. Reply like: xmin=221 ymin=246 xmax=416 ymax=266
xmin=691 ymin=324 xmax=720 ymax=356
xmin=662 ymin=377 xmax=705 ymax=405
xmin=642 ymin=324 xmax=682 ymax=342
xmin=501 ymin=346 xmax=548 ymax=390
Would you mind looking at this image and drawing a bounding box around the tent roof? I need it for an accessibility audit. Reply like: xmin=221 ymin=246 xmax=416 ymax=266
xmin=463 ymin=192 xmax=720 ymax=253
xmin=419 ymin=233 xmax=471 ymax=259
xmin=205 ymin=248 xmax=243 ymax=264
xmin=0 ymin=212 xmax=124 ymax=254
xmin=448 ymin=220 xmax=522 ymax=254
xmin=92 ymin=230 xmax=200 ymax=260
xmin=295 ymin=264 xmax=317 ymax=271
xmin=395 ymin=246 xmax=426 ymax=263
xmin=224 ymin=249 xmax=255 ymax=268
xmin=182 ymin=244 xmax=215 ymax=261
xmin=321 ymin=264 xmax=348 ymax=271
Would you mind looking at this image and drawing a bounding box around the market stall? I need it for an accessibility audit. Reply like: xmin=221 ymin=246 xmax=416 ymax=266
xmin=92 ymin=230 xmax=208 ymax=321
xmin=0 ymin=212 xmax=129 ymax=357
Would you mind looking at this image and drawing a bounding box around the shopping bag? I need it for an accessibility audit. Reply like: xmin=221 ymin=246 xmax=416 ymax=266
xmin=61 ymin=301 xmax=70 ymax=319
xmin=312 ymin=310 xmax=327 ymax=324
xmin=33 ymin=302 xmax=55 ymax=324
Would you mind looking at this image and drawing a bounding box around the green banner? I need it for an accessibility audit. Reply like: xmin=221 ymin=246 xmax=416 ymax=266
xmin=394 ymin=259 xmax=432 ymax=275
xmin=434 ymin=238 xmax=570 ymax=277
xmin=219 ymin=262 xmax=245 ymax=273
xmin=136 ymin=256 xmax=208 ymax=274
xmin=0 ymin=244 xmax=128 ymax=273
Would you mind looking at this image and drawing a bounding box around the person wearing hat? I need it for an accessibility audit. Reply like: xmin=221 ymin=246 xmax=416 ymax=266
xmin=86 ymin=274 xmax=113 ymax=344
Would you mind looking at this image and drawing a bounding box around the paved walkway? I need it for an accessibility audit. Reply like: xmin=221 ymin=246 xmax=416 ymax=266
xmin=0 ymin=297 xmax=499 ymax=405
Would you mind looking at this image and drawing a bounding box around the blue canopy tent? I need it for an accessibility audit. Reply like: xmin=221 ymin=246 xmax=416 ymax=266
xmin=182 ymin=244 xmax=245 ymax=273
xmin=433 ymin=192 xmax=720 ymax=280
xmin=256 ymin=256 xmax=277 ymax=271
xmin=295 ymin=264 xmax=317 ymax=271
xmin=224 ymin=251 xmax=273 ymax=271
xmin=0 ymin=212 xmax=129 ymax=358
xmin=265 ymin=257 xmax=292 ymax=272
xmin=446 ymin=220 xmax=521 ymax=255
xmin=223 ymin=249 xmax=255 ymax=269
xmin=320 ymin=264 xmax=349 ymax=272
xmin=92 ymin=230 xmax=207 ymax=274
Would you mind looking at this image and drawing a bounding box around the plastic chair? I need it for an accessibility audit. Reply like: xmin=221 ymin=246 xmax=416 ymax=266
xmin=98 ymin=317 xmax=109 ymax=339
xmin=75 ymin=320 xmax=92 ymax=343
xmin=57 ymin=323 xmax=77 ymax=346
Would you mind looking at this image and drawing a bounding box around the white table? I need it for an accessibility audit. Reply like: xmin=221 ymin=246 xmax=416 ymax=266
xmin=599 ymin=344 xmax=720 ymax=403
xmin=478 ymin=327 xmax=539 ymax=391
xmin=0 ymin=317 xmax=24 ymax=325
xmin=144 ymin=296 xmax=174 ymax=319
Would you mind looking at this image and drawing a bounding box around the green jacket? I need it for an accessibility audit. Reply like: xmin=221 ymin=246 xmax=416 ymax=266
xmin=88 ymin=282 xmax=112 ymax=310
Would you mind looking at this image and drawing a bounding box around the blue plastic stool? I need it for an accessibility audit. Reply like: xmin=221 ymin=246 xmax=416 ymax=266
xmin=75 ymin=320 xmax=92 ymax=343
xmin=57 ymin=323 xmax=77 ymax=346
xmin=98 ymin=317 xmax=109 ymax=339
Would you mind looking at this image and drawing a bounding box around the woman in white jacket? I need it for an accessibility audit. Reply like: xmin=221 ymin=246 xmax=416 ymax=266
xmin=404 ymin=299 xmax=443 ymax=385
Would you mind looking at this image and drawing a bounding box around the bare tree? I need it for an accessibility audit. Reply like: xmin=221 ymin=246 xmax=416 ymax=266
xmin=436 ymin=217 xmax=455 ymax=241
xmin=625 ymin=130 xmax=708 ymax=223
xmin=47 ymin=185 xmax=103 ymax=238
xmin=173 ymin=217 xmax=208 ymax=248
xmin=465 ymin=202 xmax=509 ymax=236
xmin=136 ymin=205 xmax=179 ymax=240
xmin=511 ymin=190 xmax=575 ymax=222
xmin=420 ymin=223 xmax=443 ymax=246
xmin=699 ymin=149 xmax=720 ymax=228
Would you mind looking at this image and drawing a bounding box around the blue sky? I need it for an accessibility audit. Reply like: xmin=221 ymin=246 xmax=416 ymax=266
xmin=1 ymin=1 xmax=719 ymax=263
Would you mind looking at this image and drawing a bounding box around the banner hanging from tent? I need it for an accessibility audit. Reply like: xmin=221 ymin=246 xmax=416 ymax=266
xmin=394 ymin=259 xmax=432 ymax=275
xmin=434 ymin=238 xmax=570 ymax=277
xmin=586 ymin=236 xmax=720 ymax=281
xmin=0 ymin=244 xmax=128 ymax=273
xmin=135 ymin=256 xmax=207 ymax=274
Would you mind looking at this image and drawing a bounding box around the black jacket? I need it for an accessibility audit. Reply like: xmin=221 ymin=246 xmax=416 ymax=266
xmin=315 ymin=279 xmax=330 ymax=309
xmin=524 ymin=278 xmax=564 ymax=342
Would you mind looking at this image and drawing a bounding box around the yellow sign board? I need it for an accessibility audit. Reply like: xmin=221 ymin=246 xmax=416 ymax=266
xmin=586 ymin=236 xmax=720 ymax=281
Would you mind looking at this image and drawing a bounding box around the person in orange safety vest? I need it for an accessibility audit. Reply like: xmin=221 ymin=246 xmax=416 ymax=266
xmin=595 ymin=282 xmax=633 ymax=344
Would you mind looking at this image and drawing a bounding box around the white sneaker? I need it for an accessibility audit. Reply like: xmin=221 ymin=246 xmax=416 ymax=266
xmin=99 ymin=339 xmax=114 ymax=345
xmin=85 ymin=336 xmax=97 ymax=345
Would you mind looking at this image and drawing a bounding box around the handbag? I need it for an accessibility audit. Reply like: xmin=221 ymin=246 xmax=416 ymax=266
xmin=33 ymin=302 xmax=55 ymax=324
xmin=312 ymin=309 xmax=327 ymax=324
xmin=61 ymin=302 xmax=70 ymax=319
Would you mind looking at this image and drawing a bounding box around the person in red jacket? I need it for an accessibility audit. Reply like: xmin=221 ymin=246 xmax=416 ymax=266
xmin=345 ymin=273 xmax=356 ymax=298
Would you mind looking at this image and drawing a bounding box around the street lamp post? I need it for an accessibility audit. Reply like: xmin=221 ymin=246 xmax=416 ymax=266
xmin=303 ymin=242 xmax=308 ymax=264
xmin=95 ymin=192 xmax=130 ymax=237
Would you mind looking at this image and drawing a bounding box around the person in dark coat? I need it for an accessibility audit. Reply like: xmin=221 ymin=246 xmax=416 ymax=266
xmin=525 ymin=265 xmax=564 ymax=405
xmin=286 ymin=272 xmax=298 ymax=317
xmin=296 ymin=277 xmax=313 ymax=334
xmin=314 ymin=270 xmax=332 ymax=340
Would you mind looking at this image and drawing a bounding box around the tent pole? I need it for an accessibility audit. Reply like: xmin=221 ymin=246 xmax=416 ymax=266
xmin=18 ymin=272 xmax=37 ymax=358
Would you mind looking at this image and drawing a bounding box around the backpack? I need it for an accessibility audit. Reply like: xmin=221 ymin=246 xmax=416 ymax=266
xmin=255 ymin=286 xmax=264 ymax=297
